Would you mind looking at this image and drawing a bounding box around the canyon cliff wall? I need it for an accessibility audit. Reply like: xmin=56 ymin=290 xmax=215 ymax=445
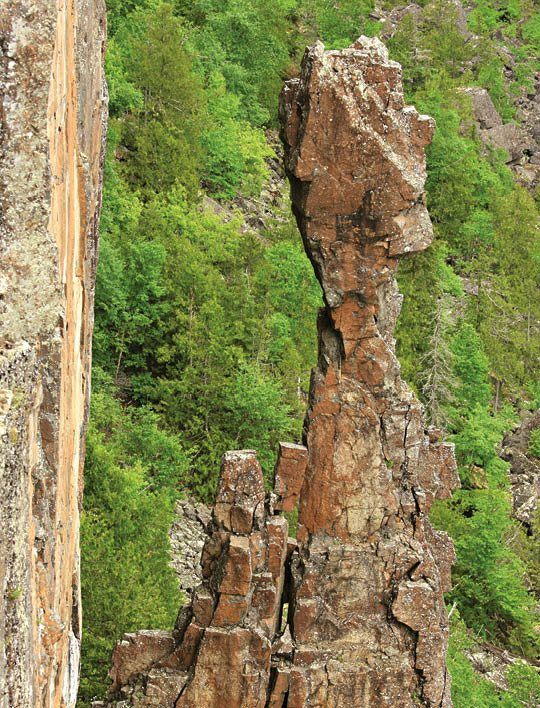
xmin=102 ymin=37 xmax=458 ymax=708
xmin=0 ymin=1 xmax=107 ymax=705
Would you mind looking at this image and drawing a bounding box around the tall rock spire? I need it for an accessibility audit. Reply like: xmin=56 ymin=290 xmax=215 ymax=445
xmin=280 ymin=36 xmax=459 ymax=707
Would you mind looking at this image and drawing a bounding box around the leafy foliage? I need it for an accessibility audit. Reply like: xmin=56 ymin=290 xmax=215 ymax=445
xmin=529 ymin=428 xmax=540 ymax=459
xmin=79 ymin=381 xmax=186 ymax=702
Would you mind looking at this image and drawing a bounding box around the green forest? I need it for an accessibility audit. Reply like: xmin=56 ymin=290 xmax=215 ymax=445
xmin=79 ymin=1 xmax=540 ymax=705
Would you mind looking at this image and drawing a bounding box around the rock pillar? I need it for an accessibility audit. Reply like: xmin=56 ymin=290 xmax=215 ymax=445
xmin=100 ymin=36 xmax=458 ymax=708
xmin=279 ymin=36 xmax=459 ymax=707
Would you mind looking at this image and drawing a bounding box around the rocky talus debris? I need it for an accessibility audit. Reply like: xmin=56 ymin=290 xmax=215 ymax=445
xmin=169 ymin=500 xmax=211 ymax=594
xmin=378 ymin=1 xmax=540 ymax=189
xmin=100 ymin=37 xmax=459 ymax=708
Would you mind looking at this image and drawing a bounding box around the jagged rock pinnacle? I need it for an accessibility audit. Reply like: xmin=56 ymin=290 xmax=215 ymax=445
xmin=280 ymin=35 xmax=459 ymax=707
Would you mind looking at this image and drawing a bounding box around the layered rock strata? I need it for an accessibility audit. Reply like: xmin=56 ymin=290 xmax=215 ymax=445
xmin=102 ymin=37 xmax=458 ymax=708
xmin=0 ymin=1 xmax=107 ymax=705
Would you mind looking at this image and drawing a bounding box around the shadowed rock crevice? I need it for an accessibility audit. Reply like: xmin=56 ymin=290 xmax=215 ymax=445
xmin=100 ymin=37 xmax=458 ymax=708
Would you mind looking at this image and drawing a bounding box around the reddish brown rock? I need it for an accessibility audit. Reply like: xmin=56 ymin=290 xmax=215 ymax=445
xmin=267 ymin=517 xmax=288 ymax=581
xmin=175 ymin=628 xmax=271 ymax=708
xmin=200 ymin=530 xmax=230 ymax=579
xmin=214 ymin=450 xmax=266 ymax=533
xmin=279 ymin=36 xmax=459 ymax=707
xmin=191 ymin=588 xmax=214 ymax=627
xmin=218 ymin=535 xmax=252 ymax=595
xmin=273 ymin=442 xmax=308 ymax=512
xmin=104 ymin=450 xmax=288 ymax=706
xmin=212 ymin=594 xmax=249 ymax=627
xmin=267 ymin=666 xmax=290 ymax=707
xmin=163 ymin=622 xmax=204 ymax=672
xmin=251 ymin=572 xmax=279 ymax=624
xmin=109 ymin=631 xmax=176 ymax=693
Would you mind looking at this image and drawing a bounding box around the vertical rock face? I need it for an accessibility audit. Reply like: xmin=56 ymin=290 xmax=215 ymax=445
xmin=0 ymin=1 xmax=107 ymax=706
xmin=102 ymin=37 xmax=458 ymax=708
xmin=279 ymin=37 xmax=459 ymax=707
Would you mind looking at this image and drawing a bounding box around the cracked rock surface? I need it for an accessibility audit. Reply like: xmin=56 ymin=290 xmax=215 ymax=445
xmin=0 ymin=1 xmax=107 ymax=705
xmin=279 ymin=35 xmax=459 ymax=708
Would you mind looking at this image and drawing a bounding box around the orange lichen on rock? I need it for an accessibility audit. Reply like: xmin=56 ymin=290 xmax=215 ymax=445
xmin=0 ymin=0 xmax=107 ymax=705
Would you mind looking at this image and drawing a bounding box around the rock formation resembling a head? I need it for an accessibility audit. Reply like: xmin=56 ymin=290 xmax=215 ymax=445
xmin=280 ymin=36 xmax=435 ymax=307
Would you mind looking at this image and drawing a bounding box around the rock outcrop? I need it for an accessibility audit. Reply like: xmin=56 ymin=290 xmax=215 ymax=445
xmin=0 ymin=1 xmax=107 ymax=706
xmin=169 ymin=500 xmax=211 ymax=595
xmin=380 ymin=2 xmax=540 ymax=187
xmin=460 ymin=86 xmax=534 ymax=166
xmin=98 ymin=445 xmax=308 ymax=707
xmin=101 ymin=37 xmax=458 ymax=708
xmin=279 ymin=36 xmax=459 ymax=707
xmin=501 ymin=410 xmax=540 ymax=528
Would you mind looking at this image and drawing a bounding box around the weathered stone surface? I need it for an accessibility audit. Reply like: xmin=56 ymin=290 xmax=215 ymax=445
xmin=501 ymin=410 xmax=540 ymax=527
xmin=214 ymin=450 xmax=266 ymax=533
xmin=163 ymin=622 xmax=204 ymax=671
xmin=217 ymin=536 xmax=252 ymax=596
xmin=460 ymin=87 xmax=503 ymax=130
xmin=480 ymin=122 xmax=532 ymax=163
xmin=280 ymin=36 xmax=458 ymax=707
xmin=458 ymin=86 xmax=535 ymax=167
xmin=191 ymin=588 xmax=214 ymax=627
xmin=383 ymin=0 xmax=470 ymax=41
xmin=381 ymin=3 xmax=423 ymax=39
xmin=169 ymin=499 xmax=211 ymax=594
xmin=176 ymin=628 xmax=271 ymax=708
xmin=104 ymin=450 xmax=290 ymax=706
xmin=273 ymin=442 xmax=308 ymax=512
xmin=267 ymin=666 xmax=290 ymax=708
xmin=110 ymin=631 xmax=176 ymax=693
xmin=96 ymin=668 xmax=188 ymax=708
xmin=0 ymin=1 xmax=107 ymax=705
xmin=212 ymin=593 xmax=249 ymax=626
